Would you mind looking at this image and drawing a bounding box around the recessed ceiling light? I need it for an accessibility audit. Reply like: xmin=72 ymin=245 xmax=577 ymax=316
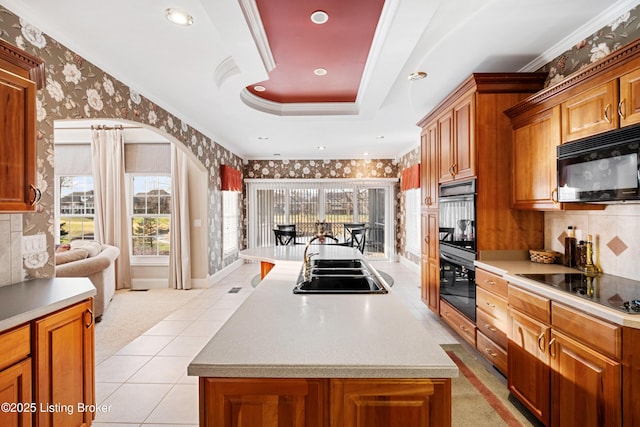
xmin=363 ymin=152 xmax=369 ymax=156
xmin=408 ymin=71 xmax=427 ymax=81
xmin=254 ymin=85 xmax=266 ymax=92
xmin=317 ymin=146 xmax=326 ymax=150
xmin=314 ymin=68 xmax=327 ymax=76
xmin=310 ymin=10 xmax=329 ymax=24
xmin=376 ymin=135 xmax=385 ymax=140
xmin=258 ymin=136 xmax=269 ymax=141
xmin=165 ymin=8 xmax=194 ymax=26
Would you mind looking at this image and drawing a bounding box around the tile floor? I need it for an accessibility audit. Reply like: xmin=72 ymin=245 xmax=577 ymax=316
xmin=92 ymin=260 xmax=459 ymax=426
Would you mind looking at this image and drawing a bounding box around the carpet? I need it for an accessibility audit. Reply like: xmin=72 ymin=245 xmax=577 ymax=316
xmin=444 ymin=343 xmax=544 ymax=427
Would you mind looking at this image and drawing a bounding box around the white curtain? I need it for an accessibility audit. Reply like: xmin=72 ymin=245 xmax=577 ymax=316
xmin=169 ymin=145 xmax=192 ymax=289
xmin=91 ymin=127 xmax=131 ymax=289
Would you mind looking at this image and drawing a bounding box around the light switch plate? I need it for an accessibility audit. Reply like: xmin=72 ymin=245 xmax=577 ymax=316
xmin=23 ymin=234 xmax=46 ymax=253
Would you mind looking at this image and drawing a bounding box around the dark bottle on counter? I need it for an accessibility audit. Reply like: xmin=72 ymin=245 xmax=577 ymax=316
xmin=575 ymin=240 xmax=586 ymax=270
xmin=564 ymin=226 xmax=577 ymax=267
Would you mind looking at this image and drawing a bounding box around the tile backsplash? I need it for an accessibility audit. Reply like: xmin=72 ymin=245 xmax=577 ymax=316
xmin=545 ymin=205 xmax=640 ymax=280
xmin=0 ymin=214 xmax=26 ymax=286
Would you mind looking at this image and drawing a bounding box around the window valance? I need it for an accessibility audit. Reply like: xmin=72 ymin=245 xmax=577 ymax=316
xmin=400 ymin=164 xmax=420 ymax=191
xmin=221 ymin=165 xmax=242 ymax=192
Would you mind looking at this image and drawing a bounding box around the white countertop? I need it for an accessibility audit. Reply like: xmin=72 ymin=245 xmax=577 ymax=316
xmin=475 ymin=259 xmax=640 ymax=328
xmin=0 ymin=278 xmax=97 ymax=332
xmin=188 ymin=246 xmax=458 ymax=379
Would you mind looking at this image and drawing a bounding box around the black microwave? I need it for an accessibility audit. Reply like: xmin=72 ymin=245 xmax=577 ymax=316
xmin=557 ymin=125 xmax=640 ymax=203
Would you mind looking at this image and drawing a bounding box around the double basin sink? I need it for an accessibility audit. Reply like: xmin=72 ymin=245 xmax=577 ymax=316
xmin=293 ymin=259 xmax=388 ymax=294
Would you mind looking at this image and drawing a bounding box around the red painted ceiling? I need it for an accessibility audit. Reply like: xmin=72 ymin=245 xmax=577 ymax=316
xmin=246 ymin=0 xmax=386 ymax=104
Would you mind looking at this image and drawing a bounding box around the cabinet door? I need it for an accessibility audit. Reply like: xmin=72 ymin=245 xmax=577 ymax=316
xmin=34 ymin=299 xmax=95 ymax=427
xmin=512 ymin=106 xmax=561 ymax=210
xmin=330 ymin=378 xmax=451 ymax=427
xmin=0 ymin=358 xmax=32 ymax=427
xmin=561 ymin=81 xmax=618 ymax=143
xmin=438 ymin=110 xmax=454 ymax=183
xmin=549 ymin=331 xmax=621 ymax=427
xmin=0 ymin=68 xmax=37 ymax=212
xmin=452 ymin=95 xmax=475 ymax=181
xmin=420 ymin=122 xmax=438 ymax=210
xmin=619 ymin=69 xmax=640 ymax=127
xmin=200 ymin=378 xmax=326 ymax=427
xmin=507 ymin=308 xmax=550 ymax=426
xmin=420 ymin=212 xmax=439 ymax=314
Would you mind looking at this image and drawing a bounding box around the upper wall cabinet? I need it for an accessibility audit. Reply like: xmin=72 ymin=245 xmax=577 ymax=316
xmin=0 ymin=39 xmax=45 ymax=212
xmin=561 ymin=81 xmax=618 ymax=143
xmin=619 ymin=68 xmax=640 ymax=127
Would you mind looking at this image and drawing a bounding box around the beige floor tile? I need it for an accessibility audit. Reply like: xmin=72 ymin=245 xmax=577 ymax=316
xmin=94 ymin=383 xmax=172 ymax=423
xmin=127 ymin=356 xmax=192 ymax=384
xmin=95 ymin=355 xmax=152 ymax=383
xmin=143 ymin=320 xmax=192 ymax=336
xmin=145 ymin=384 xmax=199 ymax=425
xmin=157 ymin=335 xmax=212 ymax=357
xmin=116 ymin=335 xmax=174 ymax=356
xmin=95 ymin=382 xmax=121 ymax=405
xmin=179 ymin=319 xmax=226 ymax=337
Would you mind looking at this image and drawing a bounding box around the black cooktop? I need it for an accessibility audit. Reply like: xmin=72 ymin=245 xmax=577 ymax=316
xmin=517 ymin=272 xmax=640 ymax=315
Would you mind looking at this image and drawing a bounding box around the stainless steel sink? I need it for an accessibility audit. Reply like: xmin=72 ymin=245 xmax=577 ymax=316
xmin=293 ymin=258 xmax=388 ymax=294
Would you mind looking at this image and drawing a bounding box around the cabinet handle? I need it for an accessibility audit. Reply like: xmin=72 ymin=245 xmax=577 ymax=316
xmin=551 ymin=188 xmax=558 ymax=204
xmin=85 ymin=308 xmax=94 ymax=328
xmin=537 ymin=332 xmax=546 ymax=352
xmin=29 ymin=185 xmax=42 ymax=206
xmin=459 ymin=325 xmax=469 ymax=333
xmin=484 ymin=324 xmax=497 ymax=332
xmin=485 ymin=348 xmax=498 ymax=358
xmin=424 ymin=196 xmax=431 ymax=206
xmin=618 ymin=99 xmax=626 ymax=119
xmin=425 ymin=235 xmax=430 ymax=244
xmin=483 ymin=279 xmax=496 ymax=286
xmin=485 ymin=301 xmax=496 ymax=308
xmin=604 ymin=104 xmax=611 ymax=123
xmin=548 ymin=337 xmax=556 ymax=358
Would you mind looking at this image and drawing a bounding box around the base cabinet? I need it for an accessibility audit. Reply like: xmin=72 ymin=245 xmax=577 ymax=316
xmin=199 ymin=377 xmax=451 ymax=427
xmin=0 ymin=358 xmax=32 ymax=427
xmin=34 ymin=300 xmax=95 ymax=427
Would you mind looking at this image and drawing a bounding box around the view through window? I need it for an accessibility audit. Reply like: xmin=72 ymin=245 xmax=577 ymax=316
xmin=131 ymin=175 xmax=171 ymax=256
xmin=58 ymin=176 xmax=95 ymax=243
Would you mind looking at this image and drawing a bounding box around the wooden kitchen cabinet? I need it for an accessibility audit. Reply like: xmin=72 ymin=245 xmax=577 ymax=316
xmin=0 ymin=39 xmax=45 ymax=212
xmin=34 ymin=299 xmax=95 ymax=427
xmin=475 ymin=269 xmax=508 ymax=374
xmin=440 ymin=299 xmax=476 ymax=347
xmin=619 ymin=68 xmax=640 ymax=126
xmin=198 ymin=377 xmax=452 ymax=427
xmin=419 ymin=123 xmax=438 ymax=211
xmin=561 ymin=80 xmax=618 ymax=143
xmin=0 ymin=324 xmax=32 ymax=427
xmin=549 ymin=330 xmax=621 ymax=427
xmin=437 ymin=94 xmax=475 ymax=183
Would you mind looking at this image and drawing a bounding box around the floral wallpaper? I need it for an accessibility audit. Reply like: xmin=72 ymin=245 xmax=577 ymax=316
xmin=393 ymin=148 xmax=420 ymax=264
xmin=541 ymin=4 xmax=640 ymax=86
xmin=0 ymin=6 xmax=243 ymax=283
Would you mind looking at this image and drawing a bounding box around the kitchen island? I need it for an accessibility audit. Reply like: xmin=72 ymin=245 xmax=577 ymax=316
xmin=188 ymin=245 xmax=458 ymax=427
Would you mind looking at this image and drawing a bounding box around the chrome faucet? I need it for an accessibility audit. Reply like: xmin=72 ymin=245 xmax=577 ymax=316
xmin=303 ymin=235 xmax=321 ymax=281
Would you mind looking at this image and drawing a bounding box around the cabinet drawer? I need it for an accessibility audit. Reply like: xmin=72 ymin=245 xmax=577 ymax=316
xmin=551 ymin=302 xmax=622 ymax=360
xmin=477 ymin=331 xmax=507 ymax=375
xmin=476 ymin=309 xmax=507 ymax=349
xmin=440 ymin=299 xmax=476 ymax=347
xmin=477 ymin=287 xmax=507 ymax=330
xmin=0 ymin=324 xmax=30 ymax=371
xmin=508 ymin=285 xmax=550 ymax=323
xmin=476 ymin=269 xmax=508 ymax=298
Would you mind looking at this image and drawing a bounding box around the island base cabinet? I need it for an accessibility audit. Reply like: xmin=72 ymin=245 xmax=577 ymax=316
xmin=198 ymin=377 xmax=452 ymax=427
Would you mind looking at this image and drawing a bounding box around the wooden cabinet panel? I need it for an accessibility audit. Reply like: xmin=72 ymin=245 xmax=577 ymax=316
xmin=561 ymin=81 xmax=618 ymax=143
xmin=420 ymin=123 xmax=438 ymax=210
xmin=451 ymin=95 xmax=475 ymax=181
xmin=507 ymin=308 xmax=550 ymax=425
xmin=550 ymin=330 xmax=621 ymax=427
xmin=476 ymin=309 xmax=507 ymax=349
xmin=200 ymin=378 xmax=326 ymax=427
xmin=440 ymin=299 xmax=476 ymax=347
xmin=477 ymin=332 xmax=507 ymax=375
xmin=0 ymin=324 xmax=30 ymax=372
xmin=551 ymin=302 xmax=621 ymax=360
xmin=34 ymin=299 xmax=95 ymax=427
xmin=437 ymin=111 xmax=454 ymax=183
xmin=475 ymin=269 xmax=507 ymax=298
xmin=0 ymin=358 xmax=32 ymax=427
xmin=330 ymin=378 xmax=451 ymax=427
xmin=511 ymin=106 xmax=561 ymax=210
xmin=476 ymin=287 xmax=507 ymax=330
xmin=508 ymin=285 xmax=550 ymax=324
xmin=619 ymin=68 xmax=640 ymax=127
xmin=426 ymin=259 xmax=440 ymax=314
xmin=420 ymin=211 xmax=439 ymax=314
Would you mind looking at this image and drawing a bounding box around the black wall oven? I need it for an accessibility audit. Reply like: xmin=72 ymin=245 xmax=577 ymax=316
xmin=438 ymin=179 xmax=477 ymax=322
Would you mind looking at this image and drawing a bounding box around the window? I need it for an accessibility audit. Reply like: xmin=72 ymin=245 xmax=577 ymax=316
xmin=130 ymin=175 xmax=171 ymax=256
xmin=223 ymin=191 xmax=240 ymax=255
xmin=404 ymin=188 xmax=420 ymax=256
xmin=57 ymin=176 xmax=95 ymax=243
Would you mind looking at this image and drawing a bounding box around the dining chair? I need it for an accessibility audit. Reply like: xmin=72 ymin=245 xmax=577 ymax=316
xmin=276 ymin=224 xmax=296 ymax=232
xmin=274 ymin=229 xmax=297 ymax=245
xmin=343 ymin=222 xmax=366 ymax=244
xmin=348 ymin=227 xmax=367 ymax=253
